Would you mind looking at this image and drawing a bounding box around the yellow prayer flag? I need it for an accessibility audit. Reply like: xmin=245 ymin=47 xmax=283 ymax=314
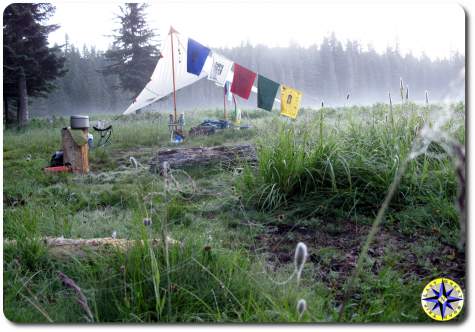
xmin=280 ymin=85 xmax=303 ymax=119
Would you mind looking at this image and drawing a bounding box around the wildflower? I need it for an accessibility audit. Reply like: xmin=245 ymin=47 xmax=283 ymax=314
xmin=143 ymin=218 xmax=152 ymax=226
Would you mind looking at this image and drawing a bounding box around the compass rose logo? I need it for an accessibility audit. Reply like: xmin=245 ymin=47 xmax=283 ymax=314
xmin=421 ymin=278 xmax=464 ymax=321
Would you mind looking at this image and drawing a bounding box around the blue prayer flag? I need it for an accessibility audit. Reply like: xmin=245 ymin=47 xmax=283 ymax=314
xmin=187 ymin=38 xmax=211 ymax=76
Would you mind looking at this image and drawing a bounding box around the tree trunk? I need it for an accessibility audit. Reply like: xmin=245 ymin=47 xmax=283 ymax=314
xmin=3 ymin=97 xmax=8 ymax=125
xmin=17 ymin=67 xmax=28 ymax=128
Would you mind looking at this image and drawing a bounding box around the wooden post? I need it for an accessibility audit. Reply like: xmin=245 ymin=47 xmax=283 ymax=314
xmin=169 ymin=26 xmax=178 ymax=125
xmin=61 ymin=128 xmax=89 ymax=174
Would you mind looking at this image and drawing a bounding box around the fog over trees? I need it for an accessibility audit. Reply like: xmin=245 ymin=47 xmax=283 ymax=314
xmin=30 ymin=33 xmax=464 ymax=117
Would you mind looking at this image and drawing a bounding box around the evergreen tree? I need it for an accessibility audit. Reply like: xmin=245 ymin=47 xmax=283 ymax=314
xmin=3 ymin=3 xmax=66 ymax=127
xmin=102 ymin=3 xmax=159 ymax=97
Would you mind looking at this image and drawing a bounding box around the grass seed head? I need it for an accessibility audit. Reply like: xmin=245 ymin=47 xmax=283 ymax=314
xmin=297 ymin=298 xmax=307 ymax=318
xmin=129 ymin=156 xmax=138 ymax=169
xmin=400 ymin=77 xmax=404 ymax=99
xmin=294 ymin=242 xmax=308 ymax=284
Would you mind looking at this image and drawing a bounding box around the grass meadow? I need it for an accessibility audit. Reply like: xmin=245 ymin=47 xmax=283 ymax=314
xmin=2 ymin=102 xmax=465 ymax=323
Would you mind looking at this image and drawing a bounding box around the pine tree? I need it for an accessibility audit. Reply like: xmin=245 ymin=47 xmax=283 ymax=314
xmin=3 ymin=3 xmax=66 ymax=127
xmin=102 ymin=3 xmax=159 ymax=97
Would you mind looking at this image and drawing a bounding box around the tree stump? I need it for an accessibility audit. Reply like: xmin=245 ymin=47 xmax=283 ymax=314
xmin=61 ymin=128 xmax=89 ymax=174
xmin=150 ymin=144 xmax=257 ymax=173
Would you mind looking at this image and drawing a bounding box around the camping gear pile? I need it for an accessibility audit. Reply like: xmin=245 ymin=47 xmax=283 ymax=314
xmin=189 ymin=119 xmax=230 ymax=137
xmin=44 ymin=115 xmax=91 ymax=174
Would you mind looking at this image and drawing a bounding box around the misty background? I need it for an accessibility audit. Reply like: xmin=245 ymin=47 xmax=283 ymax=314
xmin=29 ymin=34 xmax=464 ymax=117
xmin=11 ymin=0 xmax=463 ymax=117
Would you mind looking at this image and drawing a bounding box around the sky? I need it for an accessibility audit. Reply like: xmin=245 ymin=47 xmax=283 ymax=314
xmin=47 ymin=0 xmax=465 ymax=59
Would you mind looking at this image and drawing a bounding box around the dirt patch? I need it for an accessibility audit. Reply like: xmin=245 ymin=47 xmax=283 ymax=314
xmin=255 ymin=219 xmax=465 ymax=291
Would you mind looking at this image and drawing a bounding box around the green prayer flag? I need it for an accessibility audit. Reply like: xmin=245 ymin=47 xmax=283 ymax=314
xmin=257 ymin=75 xmax=280 ymax=111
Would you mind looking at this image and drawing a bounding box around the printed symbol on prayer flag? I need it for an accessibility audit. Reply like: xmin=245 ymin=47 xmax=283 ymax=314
xmin=287 ymin=95 xmax=293 ymax=104
xmin=215 ymin=62 xmax=224 ymax=75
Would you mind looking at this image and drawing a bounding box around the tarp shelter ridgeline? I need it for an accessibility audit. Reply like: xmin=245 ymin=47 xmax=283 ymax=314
xmin=123 ymin=30 xmax=212 ymax=115
xmin=123 ymin=27 xmax=294 ymax=116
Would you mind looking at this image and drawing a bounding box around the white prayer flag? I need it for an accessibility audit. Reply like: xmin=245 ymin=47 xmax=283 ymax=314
xmin=207 ymin=52 xmax=233 ymax=87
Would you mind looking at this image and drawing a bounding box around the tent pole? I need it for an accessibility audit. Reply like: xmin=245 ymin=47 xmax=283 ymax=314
xmin=169 ymin=27 xmax=178 ymax=124
xmin=223 ymin=85 xmax=227 ymax=120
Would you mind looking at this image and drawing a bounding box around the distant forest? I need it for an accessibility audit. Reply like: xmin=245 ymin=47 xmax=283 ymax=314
xmin=31 ymin=34 xmax=464 ymax=116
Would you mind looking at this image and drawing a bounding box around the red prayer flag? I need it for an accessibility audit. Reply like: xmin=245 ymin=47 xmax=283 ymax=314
xmin=231 ymin=63 xmax=256 ymax=100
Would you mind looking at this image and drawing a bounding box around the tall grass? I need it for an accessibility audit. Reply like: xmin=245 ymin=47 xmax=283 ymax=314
xmin=3 ymin=103 xmax=464 ymax=323
xmin=242 ymin=104 xmax=461 ymax=226
xmin=4 ymin=217 xmax=328 ymax=322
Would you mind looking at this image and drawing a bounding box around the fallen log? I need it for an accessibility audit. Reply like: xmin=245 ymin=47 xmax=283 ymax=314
xmin=150 ymin=144 xmax=257 ymax=174
xmin=5 ymin=236 xmax=178 ymax=258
